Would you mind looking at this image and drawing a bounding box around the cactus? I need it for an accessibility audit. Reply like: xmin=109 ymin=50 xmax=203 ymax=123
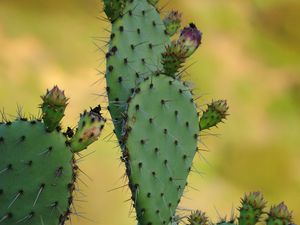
xmin=0 ymin=86 xmax=105 ymax=225
xmin=187 ymin=193 xmax=295 ymax=225
xmin=0 ymin=1 xmax=295 ymax=224
xmin=101 ymin=0 xmax=228 ymax=225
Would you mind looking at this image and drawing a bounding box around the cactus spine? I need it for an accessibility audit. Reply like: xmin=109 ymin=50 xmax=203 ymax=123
xmin=0 ymin=86 xmax=105 ymax=225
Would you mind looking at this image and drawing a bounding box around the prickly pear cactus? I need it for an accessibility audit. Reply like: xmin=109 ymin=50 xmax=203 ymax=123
xmin=0 ymin=86 xmax=105 ymax=225
xmin=102 ymin=1 xmax=228 ymax=225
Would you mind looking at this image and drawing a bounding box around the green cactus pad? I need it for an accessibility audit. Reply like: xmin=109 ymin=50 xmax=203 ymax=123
xmin=0 ymin=120 xmax=75 ymax=225
xmin=106 ymin=0 xmax=170 ymax=139
xmin=123 ymin=75 xmax=199 ymax=225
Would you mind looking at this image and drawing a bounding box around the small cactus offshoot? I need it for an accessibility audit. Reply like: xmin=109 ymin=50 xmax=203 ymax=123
xmin=71 ymin=106 xmax=106 ymax=153
xmin=200 ymin=100 xmax=229 ymax=131
xmin=41 ymin=86 xmax=68 ymax=132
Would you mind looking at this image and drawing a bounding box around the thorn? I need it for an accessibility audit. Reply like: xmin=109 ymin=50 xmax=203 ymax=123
xmin=16 ymin=212 xmax=34 ymax=224
xmin=0 ymin=213 xmax=11 ymax=223
xmin=33 ymin=184 xmax=45 ymax=207
xmin=8 ymin=190 xmax=23 ymax=209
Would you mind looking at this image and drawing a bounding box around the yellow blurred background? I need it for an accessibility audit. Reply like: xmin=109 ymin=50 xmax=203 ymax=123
xmin=0 ymin=0 xmax=299 ymax=224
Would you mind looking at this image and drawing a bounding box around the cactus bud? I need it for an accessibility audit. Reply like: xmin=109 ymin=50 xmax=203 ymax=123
xmin=267 ymin=202 xmax=293 ymax=225
xmin=243 ymin=192 xmax=267 ymax=209
xmin=188 ymin=210 xmax=209 ymax=225
xmin=41 ymin=86 xmax=68 ymax=132
xmin=70 ymin=105 xmax=106 ymax=153
xmin=163 ymin=11 xmax=182 ymax=36
xmin=177 ymin=23 xmax=202 ymax=57
xmin=199 ymin=100 xmax=228 ymax=131
xmin=42 ymin=86 xmax=68 ymax=106
xmin=161 ymin=41 xmax=187 ymax=77
xmin=103 ymin=0 xmax=127 ymax=22
xmin=238 ymin=192 xmax=267 ymax=225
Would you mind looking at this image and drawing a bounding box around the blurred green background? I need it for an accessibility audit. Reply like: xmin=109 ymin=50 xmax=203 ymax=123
xmin=0 ymin=0 xmax=299 ymax=224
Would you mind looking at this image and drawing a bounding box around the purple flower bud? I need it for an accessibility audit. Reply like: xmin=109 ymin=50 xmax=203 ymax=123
xmin=177 ymin=23 xmax=202 ymax=57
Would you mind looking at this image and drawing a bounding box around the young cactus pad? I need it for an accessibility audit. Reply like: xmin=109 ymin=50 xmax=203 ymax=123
xmin=0 ymin=87 xmax=105 ymax=225
xmin=199 ymin=100 xmax=228 ymax=131
xmin=123 ymin=75 xmax=199 ymax=225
